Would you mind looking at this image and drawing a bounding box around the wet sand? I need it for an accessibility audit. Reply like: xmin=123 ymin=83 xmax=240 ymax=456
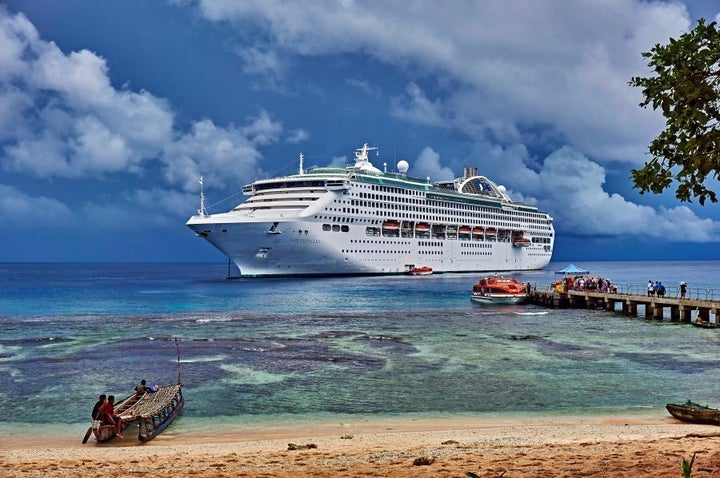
xmin=1 ymin=416 xmax=719 ymax=477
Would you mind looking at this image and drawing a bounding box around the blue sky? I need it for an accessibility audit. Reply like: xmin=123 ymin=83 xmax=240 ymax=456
xmin=1 ymin=0 xmax=719 ymax=263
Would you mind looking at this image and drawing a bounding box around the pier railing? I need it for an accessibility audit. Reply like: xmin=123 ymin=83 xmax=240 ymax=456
xmin=614 ymin=284 xmax=716 ymax=301
xmin=532 ymin=286 xmax=720 ymax=323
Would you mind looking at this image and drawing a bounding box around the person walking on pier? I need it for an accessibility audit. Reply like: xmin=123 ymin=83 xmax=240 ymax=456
xmin=680 ymin=281 xmax=687 ymax=299
xmin=647 ymin=280 xmax=654 ymax=297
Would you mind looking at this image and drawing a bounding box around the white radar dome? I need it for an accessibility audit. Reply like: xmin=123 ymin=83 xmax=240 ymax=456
xmin=497 ymin=185 xmax=507 ymax=193
xmin=397 ymin=160 xmax=409 ymax=174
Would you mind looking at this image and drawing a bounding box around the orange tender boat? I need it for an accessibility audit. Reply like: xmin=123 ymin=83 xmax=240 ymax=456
xmin=470 ymin=276 xmax=529 ymax=304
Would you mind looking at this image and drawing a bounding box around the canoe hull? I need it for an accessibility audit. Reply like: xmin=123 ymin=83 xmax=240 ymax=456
xmin=138 ymin=391 xmax=184 ymax=441
xmin=666 ymin=402 xmax=720 ymax=425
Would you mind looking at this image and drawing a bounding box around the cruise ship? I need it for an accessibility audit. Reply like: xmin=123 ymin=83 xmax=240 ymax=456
xmin=186 ymin=143 xmax=554 ymax=277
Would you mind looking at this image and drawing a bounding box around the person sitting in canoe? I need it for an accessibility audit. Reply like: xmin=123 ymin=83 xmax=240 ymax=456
xmin=135 ymin=379 xmax=157 ymax=396
xmin=99 ymin=395 xmax=123 ymax=438
xmin=91 ymin=394 xmax=106 ymax=422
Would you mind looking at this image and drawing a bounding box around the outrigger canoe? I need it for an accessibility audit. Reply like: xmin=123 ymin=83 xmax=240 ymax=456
xmin=90 ymin=383 xmax=184 ymax=442
xmin=666 ymin=401 xmax=720 ymax=425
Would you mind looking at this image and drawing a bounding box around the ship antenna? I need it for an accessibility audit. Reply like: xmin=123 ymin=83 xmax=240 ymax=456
xmin=299 ymin=152 xmax=304 ymax=175
xmin=198 ymin=176 xmax=208 ymax=217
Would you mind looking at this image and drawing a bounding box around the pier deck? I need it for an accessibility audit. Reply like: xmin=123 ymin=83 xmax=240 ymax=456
xmin=530 ymin=289 xmax=720 ymax=324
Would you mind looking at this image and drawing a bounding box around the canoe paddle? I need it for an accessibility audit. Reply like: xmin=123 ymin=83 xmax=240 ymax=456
xmin=82 ymin=426 xmax=93 ymax=444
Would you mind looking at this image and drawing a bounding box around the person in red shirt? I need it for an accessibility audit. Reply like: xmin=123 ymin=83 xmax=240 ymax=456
xmin=99 ymin=395 xmax=123 ymax=438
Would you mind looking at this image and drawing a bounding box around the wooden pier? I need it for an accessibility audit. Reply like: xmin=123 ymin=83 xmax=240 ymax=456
xmin=531 ymin=289 xmax=720 ymax=324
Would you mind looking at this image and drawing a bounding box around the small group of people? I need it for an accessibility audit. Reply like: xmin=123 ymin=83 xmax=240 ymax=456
xmin=91 ymin=394 xmax=123 ymax=438
xmin=91 ymin=379 xmax=156 ymax=438
xmin=558 ymin=275 xmax=615 ymax=293
xmin=647 ymin=280 xmax=689 ymax=298
xmin=647 ymin=280 xmax=666 ymax=297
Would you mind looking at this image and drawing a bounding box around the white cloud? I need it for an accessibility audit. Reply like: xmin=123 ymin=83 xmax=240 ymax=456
xmin=0 ymin=8 xmax=282 ymax=191
xmin=82 ymin=188 xmax=197 ymax=229
xmin=412 ymin=147 xmax=455 ymax=183
xmin=238 ymin=46 xmax=284 ymax=78
xmin=491 ymin=145 xmax=720 ymax=242
xmin=0 ymin=184 xmax=74 ymax=227
xmin=195 ymin=0 xmax=691 ymax=164
xmin=286 ymin=128 xmax=309 ymax=143
xmin=390 ymin=83 xmax=448 ymax=128
xmin=162 ymin=112 xmax=282 ymax=192
xmin=0 ymin=9 xmax=174 ymax=178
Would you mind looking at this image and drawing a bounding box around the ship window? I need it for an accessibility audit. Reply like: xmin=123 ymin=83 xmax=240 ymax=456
xmin=341 ymin=225 xmax=349 ymax=232
xmin=322 ymin=224 xmax=331 ymax=231
xmin=332 ymin=225 xmax=340 ymax=231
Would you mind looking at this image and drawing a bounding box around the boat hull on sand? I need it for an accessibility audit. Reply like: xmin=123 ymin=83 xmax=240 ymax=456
xmin=666 ymin=401 xmax=720 ymax=425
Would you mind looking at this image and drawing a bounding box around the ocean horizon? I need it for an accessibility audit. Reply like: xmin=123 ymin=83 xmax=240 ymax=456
xmin=1 ymin=260 xmax=718 ymax=439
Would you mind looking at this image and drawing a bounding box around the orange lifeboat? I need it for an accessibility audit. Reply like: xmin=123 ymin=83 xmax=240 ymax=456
xmin=415 ymin=222 xmax=430 ymax=232
xmin=382 ymin=220 xmax=400 ymax=230
xmin=472 ymin=227 xmax=484 ymax=236
xmin=407 ymin=266 xmax=433 ymax=276
xmin=470 ymin=276 xmax=529 ymax=305
xmin=484 ymin=228 xmax=497 ymax=236
xmin=459 ymin=226 xmax=471 ymax=235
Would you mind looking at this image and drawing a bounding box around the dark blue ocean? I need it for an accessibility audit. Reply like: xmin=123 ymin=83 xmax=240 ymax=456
xmin=1 ymin=261 xmax=718 ymax=438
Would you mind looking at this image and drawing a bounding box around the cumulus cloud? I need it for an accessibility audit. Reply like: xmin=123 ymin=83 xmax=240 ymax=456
xmin=412 ymin=147 xmax=455 ymax=183
xmin=0 ymin=8 xmax=281 ymax=190
xmin=83 ymin=188 xmax=198 ymax=229
xmin=0 ymin=9 xmax=174 ymax=178
xmin=390 ymin=83 xmax=449 ymax=128
xmin=0 ymin=184 xmax=74 ymax=226
xmin=471 ymin=145 xmax=720 ymax=242
xmin=194 ymin=0 xmax=690 ymax=163
xmin=286 ymin=128 xmax=309 ymax=143
xmin=162 ymin=111 xmax=282 ymax=192
xmin=0 ymin=6 xmax=295 ymax=239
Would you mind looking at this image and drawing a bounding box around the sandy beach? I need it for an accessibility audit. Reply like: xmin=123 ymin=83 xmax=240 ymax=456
xmin=2 ymin=416 xmax=719 ymax=477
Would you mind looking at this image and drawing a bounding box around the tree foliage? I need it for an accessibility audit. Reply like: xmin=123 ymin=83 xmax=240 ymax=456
xmin=629 ymin=19 xmax=720 ymax=204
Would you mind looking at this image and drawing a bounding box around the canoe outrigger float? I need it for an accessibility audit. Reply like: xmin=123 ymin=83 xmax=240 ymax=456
xmin=84 ymin=338 xmax=184 ymax=443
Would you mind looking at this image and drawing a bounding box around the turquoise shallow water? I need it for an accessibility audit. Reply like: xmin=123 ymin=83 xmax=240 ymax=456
xmin=0 ymin=261 xmax=718 ymax=438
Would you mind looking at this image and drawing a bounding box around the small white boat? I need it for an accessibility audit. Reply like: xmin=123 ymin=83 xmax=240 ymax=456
xmin=470 ymin=276 xmax=529 ymax=305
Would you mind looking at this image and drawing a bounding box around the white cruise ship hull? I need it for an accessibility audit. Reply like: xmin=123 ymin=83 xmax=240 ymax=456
xmin=187 ymin=216 xmax=552 ymax=277
xmin=186 ymin=144 xmax=554 ymax=277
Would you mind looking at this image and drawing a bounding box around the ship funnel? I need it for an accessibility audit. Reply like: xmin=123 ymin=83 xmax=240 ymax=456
xmin=463 ymin=167 xmax=478 ymax=179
